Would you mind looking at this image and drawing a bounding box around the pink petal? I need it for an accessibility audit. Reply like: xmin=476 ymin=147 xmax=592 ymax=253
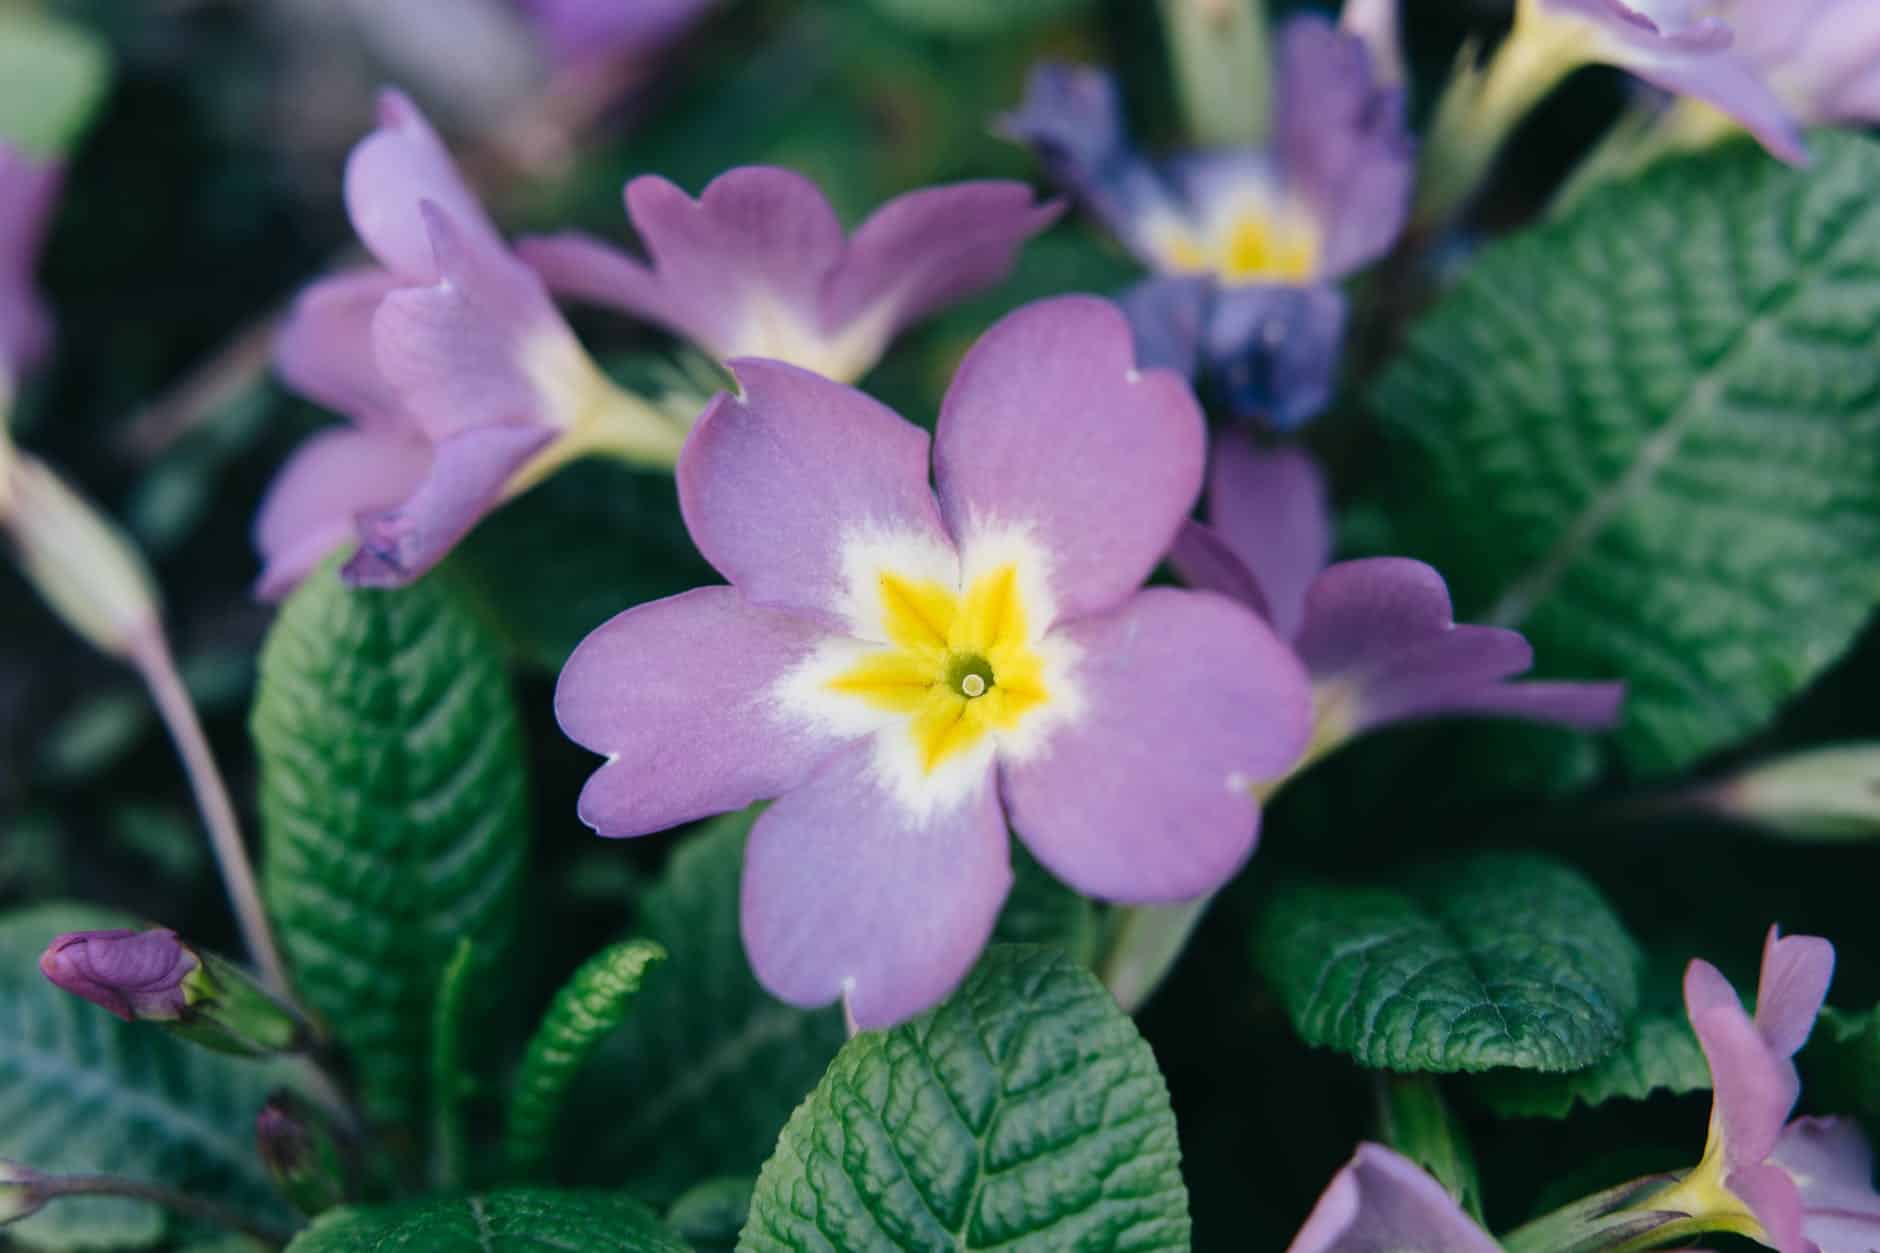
xmin=1286 ymin=1143 xmax=1500 ymax=1253
xmin=342 ymin=89 xmax=504 ymax=279
xmin=1686 ymin=968 xmax=1800 ymax=1169
xmin=273 ymin=268 xmax=411 ymax=432
xmin=251 ymin=426 xmax=432 ymax=601
xmin=1754 ymin=926 xmax=1835 ymax=1059
xmin=1206 ymin=438 xmax=1332 ymax=641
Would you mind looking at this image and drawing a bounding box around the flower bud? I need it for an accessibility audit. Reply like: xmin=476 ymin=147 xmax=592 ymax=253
xmin=0 ymin=1160 xmax=44 ymax=1225
xmin=3 ymin=453 xmax=162 ymax=661
xmin=40 ymin=928 xmax=311 ymax=1056
xmin=255 ymin=1094 xmax=346 ymax=1216
xmin=1715 ymin=743 xmax=1880 ymax=842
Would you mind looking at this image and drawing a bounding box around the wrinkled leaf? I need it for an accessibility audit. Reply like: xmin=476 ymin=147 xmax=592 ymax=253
xmin=1477 ymin=1010 xmax=1709 ymax=1119
xmin=284 ymin=1189 xmax=687 ymax=1252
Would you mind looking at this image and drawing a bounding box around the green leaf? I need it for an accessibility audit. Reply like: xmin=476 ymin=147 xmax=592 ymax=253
xmin=1476 ymin=1010 xmax=1709 ymax=1119
xmin=666 ymin=1178 xmax=754 ymax=1253
xmin=739 ymin=944 xmax=1190 ymax=1252
xmin=1254 ymin=852 xmax=1642 ymax=1073
xmin=1376 ymin=132 xmax=1880 ymax=773
xmin=0 ymin=9 xmax=110 ymax=157
xmin=1803 ymin=1005 xmax=1880 ymax=1129
xmin=0 ymin=903 xmax=302 ymax=1250
xmin=990 ymin=843 xmax=1100 ymax=964
xmin=283 ymin=1189 xmax=687 ymax=1252
xmin=253 ymin=565 xmax=528 ymax=1135
xmin=504 ymin=939 xmax=667 ymax=1179
xmin=558 ymin=809 xmax=846 ymax=1203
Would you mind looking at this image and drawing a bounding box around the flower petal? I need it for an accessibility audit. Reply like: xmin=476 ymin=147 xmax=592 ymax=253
xmin=822 ymin=181 xmax=1060 ymax=338
xmin=1754 ymin=926 xmax=1834 ymax=1059
xmin=274 ymin=269 xmax=410 ymax=431
xmin=373 ymin=202 xmax=573 ymax=442
xmin=741 ymin=739 xmax=1011 ymax=1029
xmin=1686 ymin=958 xmax=1799 ymax=1169
xmin=516 ymin=229 xmax=683 ymax=330
xmin=556 ymin=587 xmax=843 ymax=837
xmin=933 ymin=296 xmax=1204 ymax=625
xmin=1727 ymin=1161 xmax=1809 ymax=1253
xmin=1001 ymin=587 xmax=1311 ymax=902
xmin=343 ymin=422 xmax=555 ymax=588
xmin=342 ymin=89 xmax=503 ymax=279
xmin=1206 ymin=437 xmax=1331 ymax=641
xmin=252 ymin=425 xmax=432 ymax=601
xmin=0 ymin=144 xmax=61 ymax=375
xmin=678 ymin=359 xmax=953 ymax=631
xmin=1168 ymin=520 xmax=1271 ymax=620
xmin=1120 ymin=276 xmax=1211 ymax=378
xmin=1774 ymin=1117 xmax=1880 ymax=1251
xmin=1274 ymin=15 xmax=1414 ymax=278
xmin=1205 ymin=282 xmax=1348 ymax=431
xmin=1286 ymin=1143 xmax=1500 ymax=1253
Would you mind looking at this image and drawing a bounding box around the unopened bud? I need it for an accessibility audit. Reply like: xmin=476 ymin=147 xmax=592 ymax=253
xmin=0 ymin=1160 xmax=44 ymax=1224
xmin=256 ymin=1094 xmax=346 ymax=1216
xmin=3 ymin=453 xmax=161 ymax=660
xmin=1715 ymin=743 xmax=1880 ymax=842
xmin=41 ymin=928 xmax=310 ymax=1056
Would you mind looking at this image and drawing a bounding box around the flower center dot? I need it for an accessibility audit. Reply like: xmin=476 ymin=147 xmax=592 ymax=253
xmin=945 ymin=653 xmax=996 ymax=700
xmin=961 ymin=673 xmax=986 ymax=698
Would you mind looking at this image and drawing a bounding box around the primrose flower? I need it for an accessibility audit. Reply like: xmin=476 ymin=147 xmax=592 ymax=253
xmin=1770 ymin=1118 xmax=1880 ymax=1252
xmin=1173 ymin=437 xmax=1624 ymax=762
xmin=1002 ymin=14 xmax=1413 ymax=430
xmin=1287 ymin=1143 xmax=1499 ymax=1253
xmin=256 ymin=88 xmax=685 ymax=599
xmin=39 ymin=929 xmax=201 ymax=1022
xmin=556 ymin=297 xmax=1311 ymax=1028
xmin=1645 ymin=926 xmax=1847 ymax=1251
xmin=517 ymin=166 xmax=1059 ymax=386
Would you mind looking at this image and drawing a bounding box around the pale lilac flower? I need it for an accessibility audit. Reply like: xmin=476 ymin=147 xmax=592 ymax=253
xmin=1002 ymin=15 xmax=1413 ymax=429
xmin=1287 ymin=1143 xmax=1500 ymax=1253
xmin=518 ymin=166 xmax=1058 ymax=387
xmin=39 ymin=929 xmax=201 ymax=1022
xmin=517 ymin=0 xmax=717 ymax=69
xmin=556 ymin=297 xmax=1311 ymax=1028
xmin=1648 ymin=926 xmax=1839 ymax=1251
xmin=1717 ymin=0 xmax=1880 ymax=129
xmin=1771 ymin=1118 xmax=1880 ymax=1253
xmin=256 ymin=89 xmax=683 ymax=599
xmin=1173 ymin=437 xmax=1624 ymax=756
xmin=0 ymin=142 xmax=61 ymax=390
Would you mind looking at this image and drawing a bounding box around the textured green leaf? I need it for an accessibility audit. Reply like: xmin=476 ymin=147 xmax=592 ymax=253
xmin=990 ymin=843 xmax=1100 ymax=964
xmin=253 ymin=565 xmax=528 ymax=1134
xmin=1255 ymin=853 xmax=1641 ymax=1073
xmin=505 ymin=939 xmax=666 ymax=1178
xmin=1377 ymin=132 xmax=1880 ymax=773
xmin=1476 ymin=1011 xmax=1709 ymax=1119
xmin=283 ymin=1189 xmax=687 ymax=1252
xmin=1803 ymin=1005 xmax=1880 ymax=1128
xmin=559 ymin=809 xmax=846 ymax=1203
xmin=0 ymin=903 xmax=300 ymax=1250
xmin=739 ymin=944 xmax=1190 ymax=1252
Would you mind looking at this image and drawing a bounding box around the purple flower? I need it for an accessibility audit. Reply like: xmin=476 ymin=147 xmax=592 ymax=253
xmin=517 ymin=166 xmax=1059 ymax=386
xmin=1649 ymin=926 xmax=1839 ymax=1251
xmin=1173 ymin=437 xmax=1624 ymax=757
xmin=1287 ymin=1143 xmax=1500 ymax=1253
xmin=1725 ymin=0 xmax=1880 ymax=129
xmin=0 ymin=141 xmax=62 ymax=391
xmin=555 ymin=297 xmax=1311 ymax=1028
xmin=1771 ymin=1118 xmax=1880 ymax=1253
xmin=1002 ymin=15 xmax=1413 ymax=430
xmin=517 ymin=0 xmax=717 ymax=69
xmin=256 ymin=89 xmax=685 ymax=600
xmin=39 ymin=929 xmax=202 ymax=1022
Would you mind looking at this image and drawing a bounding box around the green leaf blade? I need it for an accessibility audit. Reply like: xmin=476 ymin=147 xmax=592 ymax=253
xmin=253 ymin=566 xmax=529 ymax=1135
xmin=1377 ymin=132 xmax=1880 ymax=772
xmin=739 ymin=944 xmax=1190 ymax=1252
xmin=1477 ymin=1010 xmax=1710 ymax=1119
xmin=284 ymin=1189 xmax=688 ymax=1252
xmin=1255 ymin=853 xmax=1642 ymax=1073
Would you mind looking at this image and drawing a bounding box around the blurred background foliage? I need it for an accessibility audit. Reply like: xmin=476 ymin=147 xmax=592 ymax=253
xmin=1 ymin=0 xmax=1873 ymax=1247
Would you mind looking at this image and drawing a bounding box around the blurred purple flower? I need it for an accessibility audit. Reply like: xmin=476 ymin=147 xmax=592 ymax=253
xmin=517 ymin=0 xmax=717 ymax=69
xmin=257 ymin=89 xmax=682 ymax=600
xmin=555 ymin=297 xmax=1310 ymax=1028
xmin=518 ymin=166 xmax=1059 ymax=385
xmin=1001 ymin=15 xmax=1412 ymax=429
xmin=1287 ymin=1143 xmax=1500 ymax=1253
xmin=1173 ymin=437 xmax=1623 ymax=757
xmin=0 ymin=142 xmax=62 ymax=390
xmin=39 ymin=928 xmax=201 ymax=1022
xmin=1771 ymin=1117 xmax=1880 ymax=1253
xmin=1724 ymin=0 xmax=1880 ymax=129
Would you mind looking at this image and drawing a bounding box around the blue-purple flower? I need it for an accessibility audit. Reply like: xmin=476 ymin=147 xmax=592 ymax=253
xmin=256 ymin=89 xmax=687 ymax=599
xmin=1001 ymin=14 xmax=1413 ymax=429
xmin=517 ymin=165 xmax=1060 ymax=386
xmin=1174 ymin=436 xmax=1624 ymax=760
xmin=1287 ymin=1143 xmax=1500 ymax=1252
xmin=555 ymin=297 xmax=1311 ymax=1028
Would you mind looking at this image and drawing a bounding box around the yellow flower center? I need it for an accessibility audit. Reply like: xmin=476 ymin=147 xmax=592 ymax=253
xmin=825 ymin=563 xmax=1050 ymax=775
xmin=1155 ymin=205 xmax=1320 ymax=286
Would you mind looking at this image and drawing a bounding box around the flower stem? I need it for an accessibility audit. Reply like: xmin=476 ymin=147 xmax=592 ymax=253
xmin=127 ymin=626 xmax=291 ymax=1000
xmin=1099 ymin=897 xmax=1211 ymax=1014
xmin=21 ymin=1171 xmax=295 ymax=1247
xmin=1156 ymin=0 xmax=1272 ymax=148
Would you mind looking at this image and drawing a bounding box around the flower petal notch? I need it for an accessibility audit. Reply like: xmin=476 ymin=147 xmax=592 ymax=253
xmin=1003 ymin=14 xmax=1413 ymax=429
xmin=255 ymin=88 xmax=684 ymax=599
xmin=557 ymin=295 xmax=1312 ymax=1028
xmin=1175 ymin=434 xmax=1624 ymax=762
xmin=517 ymin=165 xmax=1059 ymax=384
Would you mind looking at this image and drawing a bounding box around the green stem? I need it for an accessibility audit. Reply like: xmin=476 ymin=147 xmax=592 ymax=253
xmin=1099 ymin=897 xmax=1211 ymax=1014
xmin=1156 ymin=0 xmax=1272 ymax=148
xmin=20 ymin=1172 xmax=294 ymax=1247
xmin=430 ymin=938 xmax=476 ymax=1193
